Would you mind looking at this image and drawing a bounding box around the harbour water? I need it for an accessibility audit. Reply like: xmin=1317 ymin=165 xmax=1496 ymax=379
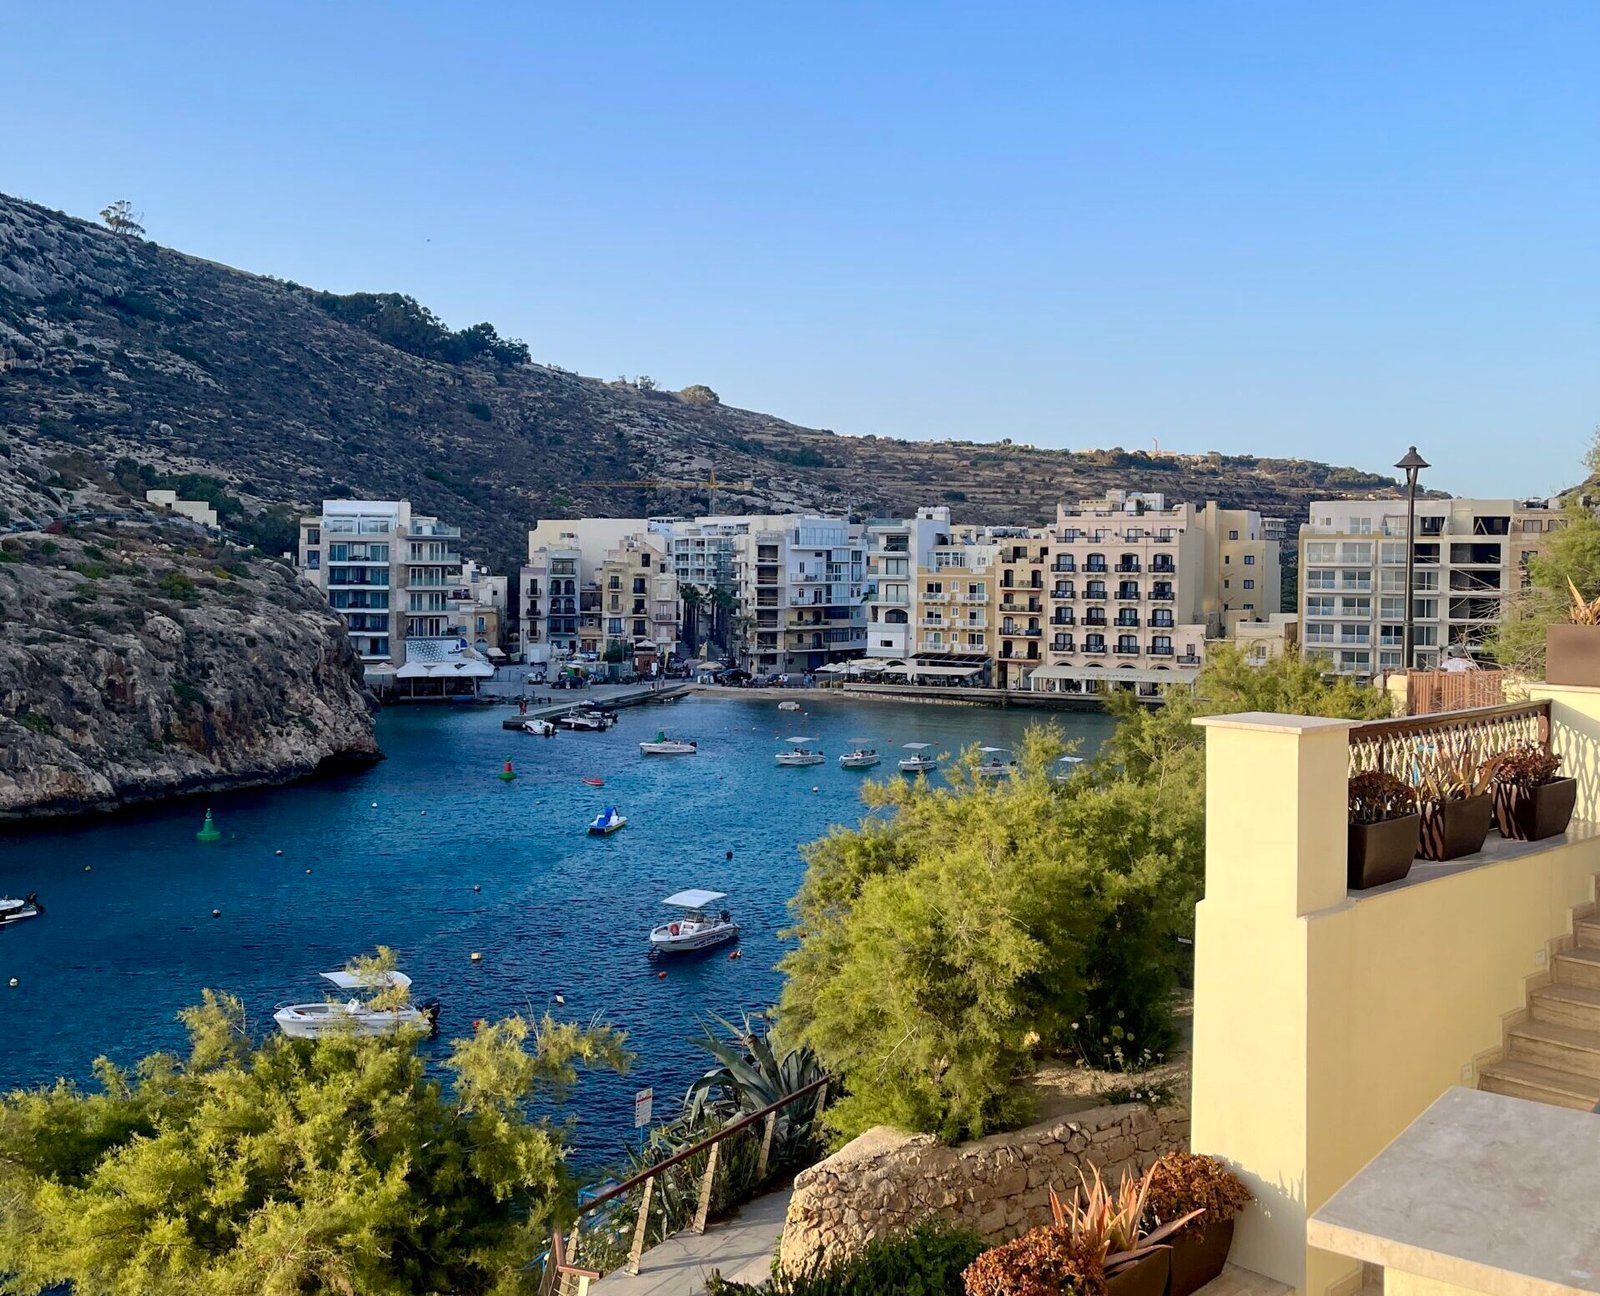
xmin=0 ymin=694 xmax=1112 ymax=1157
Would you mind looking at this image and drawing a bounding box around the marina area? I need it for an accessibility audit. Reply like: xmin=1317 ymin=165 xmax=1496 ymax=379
xmin=0 ymin=694 xmax=1113 ymax=1157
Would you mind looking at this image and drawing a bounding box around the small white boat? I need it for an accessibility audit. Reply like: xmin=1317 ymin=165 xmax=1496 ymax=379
xmin=560 ymin=709 xmax=616 ymax=732
xmin=640 ymin=730 xmax=697 ymax=755
xmin=975 ymin=745 xmax=1017 ymax=779
xmin=1051 ymin=755 xmax=1085 ymax=784
xmin=649 ymin=889 xmax=740 ymax=956
xmin=898 ymin=742 xmax=938 ymax=773
xmin=273 ymin=970 xmax=439 ymax=1039
xmin=776 ymin=736 xmax=825 ymax=767
xmin=0 ymin=894 xmax=42 ymax=926
xmin=588 ymin=805 xmax=627 ymax=835
xmin=521 ymin=718 xmax=557 ymax=736
xmin=839 ymin=741 xmax=881 ymax=769
xmin=778 ymin=700 xmax=802 ymax=712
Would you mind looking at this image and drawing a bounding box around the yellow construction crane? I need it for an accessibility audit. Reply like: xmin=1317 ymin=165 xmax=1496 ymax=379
xmin=582 ymin=469 xmax=755 ymax=515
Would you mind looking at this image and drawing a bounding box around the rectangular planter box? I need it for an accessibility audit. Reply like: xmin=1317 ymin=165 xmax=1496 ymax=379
xmin=1106 ymin=1248 xmax=1171 ymax=1296
xmin=1170 ymin=1219 xmax=1235 ymax=1296
xmin=1419 ymin=794 xmax=1493 ymax=862
xmin=1546 ymin=624 xmax=1600 ymax=688
xmin=1494 ymin=777 xmax=1578 ymax=842
xmin=1348 ymin=814 xmax=1420 ymax=890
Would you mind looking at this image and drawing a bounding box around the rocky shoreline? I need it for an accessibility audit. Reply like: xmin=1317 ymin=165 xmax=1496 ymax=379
xmin=0 ymin=451 xmax=381 ymax=823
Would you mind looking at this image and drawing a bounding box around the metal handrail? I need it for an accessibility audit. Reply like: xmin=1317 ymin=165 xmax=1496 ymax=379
xmin=546 ymin=1076 xmax=831 ymax=1291
xmin=1349 ymin=700 xmax=1550 ymax=746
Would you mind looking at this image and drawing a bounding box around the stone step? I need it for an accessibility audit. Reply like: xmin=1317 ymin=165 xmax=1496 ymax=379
xmin=1576 ymin=917 xmax=1600 ymax=946
xmin=1553 ymin=944 xmax=1600 ymax=990
xmin=1479 ymin=1058 xmax=1600 ymax=1111
xmin=1530 ymin=982 xmax=1600 ymax=1031
xmin=1506 ymin=1019 xmax=1600 ymax=1079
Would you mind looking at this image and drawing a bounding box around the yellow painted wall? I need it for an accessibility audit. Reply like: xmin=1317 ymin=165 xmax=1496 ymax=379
xmin=1193 ymin=697 xmax=1600 ymax=1296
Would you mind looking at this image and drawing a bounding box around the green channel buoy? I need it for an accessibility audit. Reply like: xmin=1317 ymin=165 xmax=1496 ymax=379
xmin=498 ymin=757 xmax=517 ymax=782
xmin=196 ymin=809 xmax=221 ymax=844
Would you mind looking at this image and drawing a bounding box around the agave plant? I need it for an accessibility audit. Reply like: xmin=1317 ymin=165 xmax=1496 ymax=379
xmin=1567 ymin=577 xmax=1600 ymax=625
xmin=683 ymin=1011 xmax=826 ymax=1121
xmin=1049 ymin=1166 xmax=1202 ymax=1274
xmin=1410 ymin=737 xmax=1501 ymax=804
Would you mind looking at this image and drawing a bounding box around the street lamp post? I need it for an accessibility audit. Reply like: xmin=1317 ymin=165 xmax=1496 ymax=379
xmin=1396 ymin=446 xmax=1430 ymax=671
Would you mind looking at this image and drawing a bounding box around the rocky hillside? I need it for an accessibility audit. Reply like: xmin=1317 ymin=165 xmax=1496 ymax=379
xmin=0 ymin=441 xmax=378 ymax=820
xmin=0 ymin=192 xmax=1396 ymax=571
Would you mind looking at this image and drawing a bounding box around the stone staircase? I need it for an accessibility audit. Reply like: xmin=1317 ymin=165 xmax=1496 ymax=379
xmin=1480 ymin=897 xmax=1600 ymax=1111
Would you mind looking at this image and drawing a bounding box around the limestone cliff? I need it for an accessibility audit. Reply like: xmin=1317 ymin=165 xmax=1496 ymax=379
xmin=0 ymin=445 xmax=378 ymax=820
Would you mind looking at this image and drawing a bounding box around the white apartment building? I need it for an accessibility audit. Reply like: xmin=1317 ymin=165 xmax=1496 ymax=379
xmin=1299 ymin=497 xmax=1561 ymax=679
xmin=864 ymin=506 xmax=955 ymax=661
xmin=742 ymin=515 xmax=867 ymax=674
xmin=298 ymin=500 xmax=493 ymax=692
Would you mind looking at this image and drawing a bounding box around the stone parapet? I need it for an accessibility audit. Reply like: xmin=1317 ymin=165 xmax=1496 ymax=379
xmin=778 ymin=1102 xmax=1188 ymax=1273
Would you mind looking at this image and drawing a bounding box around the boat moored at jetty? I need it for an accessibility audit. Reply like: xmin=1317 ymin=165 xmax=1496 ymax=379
xmin=560 ymin=707 xmax=617 ymax=732
xmin=587 ymin=805 xmax=627 ymax=835
xmin=639 ymin=731 xmax=697 ymax=755
xmin=0 ymin=894 xmax=42 ymax=926
xmin=521 ymin=718 xmax=557 ymax=736
xmin=898 ymin=742 xmax=938 ymax=773
xmin=273 ymin=969 xmax=439 ymax=1039
xmin=648 ymin=889 xmax=739 ymax=956
xmin=775 ymin=737 xmax=825 ymax=767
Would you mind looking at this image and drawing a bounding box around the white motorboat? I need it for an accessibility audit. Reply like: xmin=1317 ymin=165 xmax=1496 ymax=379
xmin=839 ymin=741 xmax=881 ymax=769
xmin=649 ymin=889 xmax=739 ymax=956
xmin=778 ymin=700 xmax=802 ymax=712
xmin=273 ymin=969 xmax=439 ymax=1039
xmin=0 ymin=894 xmax=42 ymax=926
xmin=1051 ymin=755 xmax=1085 ymax=784
xmin=640 ymin=730 xmax=697 ymax=755
xmin=975 ymin=745 xmax=1017 ymax=779
xmin=898 ymin=742 xmax=938 ymax=773
xmin=588 ymin=805 xmax=627 ymax=835
xmin=776 ymin=736 xmax=825 ymax=767
xmin=521 ymin=718 xmax=557 ymax=736
xmin=560 ymin=708 xmax=616 ymax=732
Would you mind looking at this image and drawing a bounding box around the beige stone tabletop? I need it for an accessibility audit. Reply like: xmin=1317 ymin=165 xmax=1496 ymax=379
xmin=1307 ymin=1086 xmax=1600 ymax=1296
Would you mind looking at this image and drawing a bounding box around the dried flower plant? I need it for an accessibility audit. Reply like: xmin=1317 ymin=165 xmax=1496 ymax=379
xmin=1348 ymin=769 xmax=1416 ymax=825
xmin=1489 ymin=741 xmax=1563 ymax=793
xmin=1142 ymin=1152 xmax=1253 ymax=1238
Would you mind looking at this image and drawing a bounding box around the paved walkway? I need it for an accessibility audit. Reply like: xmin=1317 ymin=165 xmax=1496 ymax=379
xmin=590 ymin=1188 xmax=792 ymax=1294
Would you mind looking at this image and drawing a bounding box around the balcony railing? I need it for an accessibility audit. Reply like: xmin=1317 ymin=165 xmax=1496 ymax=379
xmin=1114 ymin=647 xmax=1141 ymax=656
xmin=1347 ymin=700 xmax=1550 ymax=779
xmin=1149 ymin=645 xmax=1174 ymax=657
xmin=1116 ymin=591 xmax=1141 ymax=602
xmin=1175 ymin=653 xmax=1201 ymax=666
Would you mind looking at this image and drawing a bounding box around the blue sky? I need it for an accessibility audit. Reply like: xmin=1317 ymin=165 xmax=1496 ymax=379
xmin=4 ymin=2 xmax=1596 ymax=497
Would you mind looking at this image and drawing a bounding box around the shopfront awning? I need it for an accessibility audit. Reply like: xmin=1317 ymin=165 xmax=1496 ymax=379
xmin=1027 ymin=664 xmax=1199 ymax=686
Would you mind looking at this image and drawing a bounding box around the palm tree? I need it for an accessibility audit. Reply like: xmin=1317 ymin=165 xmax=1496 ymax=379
xmin=709 ymin=586 xmax=737 ymax=656
xmin=680 ymin=584 xmax=704 ymax=657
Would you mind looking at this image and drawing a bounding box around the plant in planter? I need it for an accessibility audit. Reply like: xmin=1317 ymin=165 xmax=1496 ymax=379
xmin=961 ymin=1226 xmax=1106 ymax=1296
xmin=1489 ymin=742 xmax=1578 ymax=842
xmin=1347 ymin=769 xmax=1420 ymax=889
xmin=1544 ymin=578 xmax=1600 ymax=688
xmin=1411 ymin=741 xmax=1500 ymax=862
xmin=1052 ymin=1168 xmax=1201 ymax=1296
xmin=1142 ymin=1152 xmax=1254 ymax=1296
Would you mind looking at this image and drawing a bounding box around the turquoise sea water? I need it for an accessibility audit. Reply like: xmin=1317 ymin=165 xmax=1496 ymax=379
xmin=0 ymin=694 xmax=1112 ymax=1157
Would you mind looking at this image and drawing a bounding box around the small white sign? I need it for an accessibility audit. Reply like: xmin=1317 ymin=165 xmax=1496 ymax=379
xmin=634 ymin=1087 xmax=653 ymax=1129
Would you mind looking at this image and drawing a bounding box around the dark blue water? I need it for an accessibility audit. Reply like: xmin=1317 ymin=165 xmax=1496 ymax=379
xmin=0 ymin=695 xmax=1111 ymax=1156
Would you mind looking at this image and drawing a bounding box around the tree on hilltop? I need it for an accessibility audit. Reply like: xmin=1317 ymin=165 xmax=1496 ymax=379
xmin=99 ymin=200 xmax=145 ymax=237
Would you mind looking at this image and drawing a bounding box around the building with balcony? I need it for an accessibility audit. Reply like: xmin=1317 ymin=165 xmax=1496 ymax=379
xmin=1298 ymin=497 xmax=1561 ymax=679
xmin=864 ymin=506 xmax=953 ymax=661
xmin=300 ymin=500 xmax=489 ymax=687
xmin=910 ymin=527 xmax=1001 ymax=678
xmin=1029 ymin=491 xmax=1217 ymax=698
